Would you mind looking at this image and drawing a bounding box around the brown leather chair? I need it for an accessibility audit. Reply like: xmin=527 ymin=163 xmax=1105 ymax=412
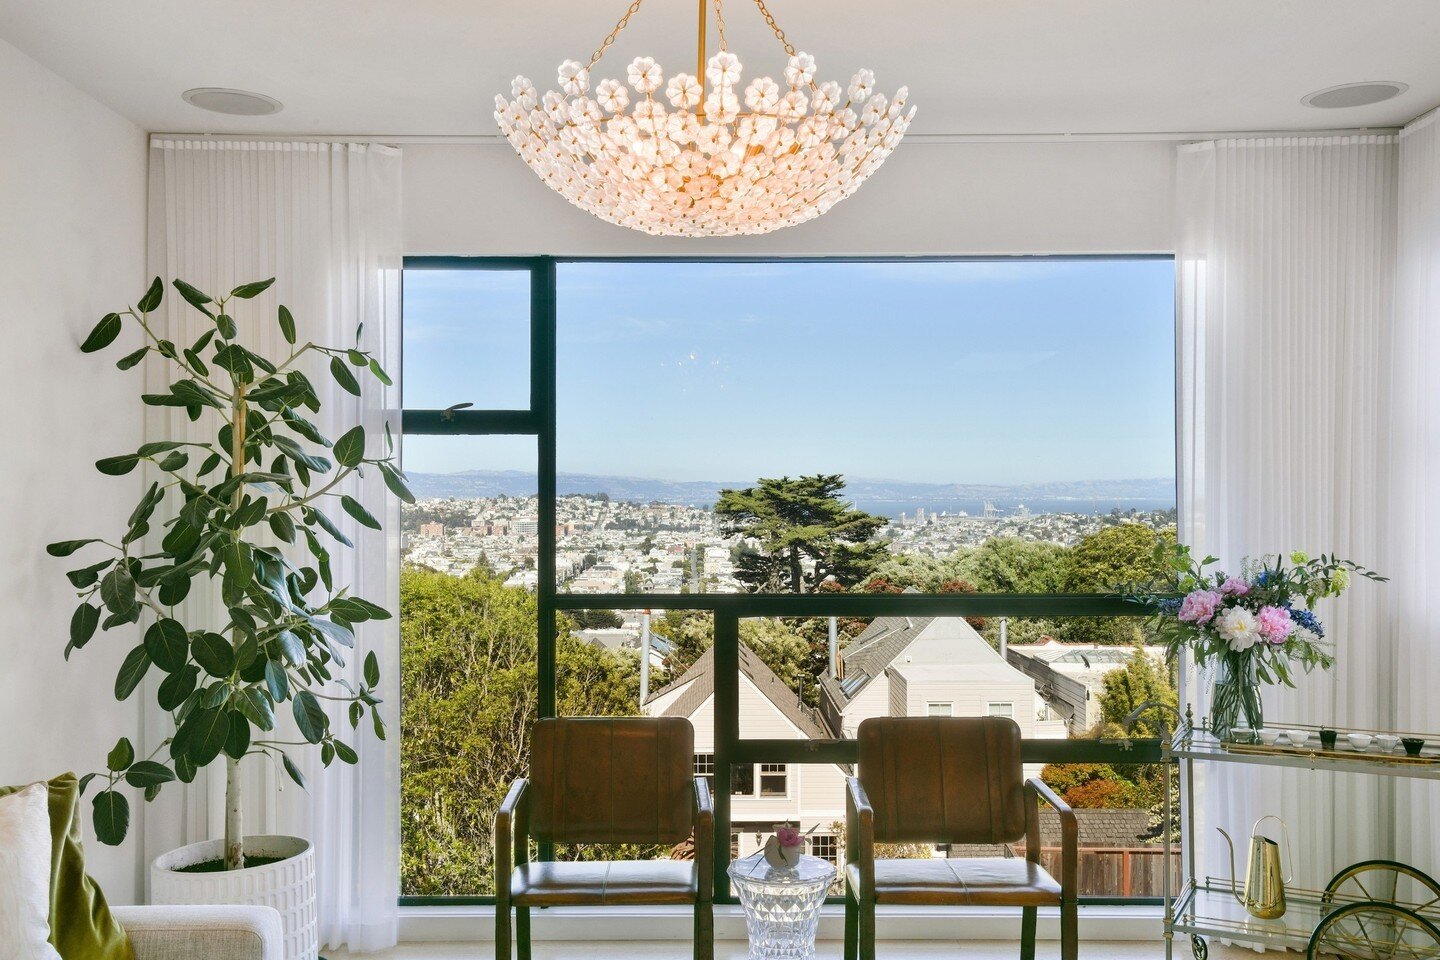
xmin=844 ymin=716 xmax=1077 ymax=960
xmin=495 ymin=717 xmax=714 ymax=960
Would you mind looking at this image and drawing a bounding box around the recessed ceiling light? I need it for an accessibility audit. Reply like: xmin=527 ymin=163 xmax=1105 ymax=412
xmin=1302 ymin=81 xmax=1408 ymax=109
xmin=182 ymin=88 xmax=283 ymax=116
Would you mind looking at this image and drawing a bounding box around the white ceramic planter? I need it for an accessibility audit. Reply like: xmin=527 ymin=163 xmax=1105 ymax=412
xmin=151 ymin=835 xmax=316 ymax=960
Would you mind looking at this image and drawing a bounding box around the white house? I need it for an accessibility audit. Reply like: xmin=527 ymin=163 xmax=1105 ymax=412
xmin=643 ymin=644 xmax=850 ymax=866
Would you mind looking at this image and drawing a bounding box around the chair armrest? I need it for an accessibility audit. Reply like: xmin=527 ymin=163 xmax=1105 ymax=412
xmin=495 ymin=778 xmax=529 ymax=906
xmin=693 ymin=775 xmax=714 ymax=900
xmin=112 ymin=905 xmax=282 ymax=960
xmin=845 ymin=776 xmax=875 ymax=900
xmin=1026 ymin=776 xmax=1077 ymax=901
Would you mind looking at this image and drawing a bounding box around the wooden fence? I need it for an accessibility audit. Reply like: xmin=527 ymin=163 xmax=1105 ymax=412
xmin=1029 ymin=845 xmax=1183 ymax=898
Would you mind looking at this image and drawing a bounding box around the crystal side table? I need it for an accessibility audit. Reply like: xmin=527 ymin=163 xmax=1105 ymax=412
xmin=727 ymin=852 xmax=836 ymax=960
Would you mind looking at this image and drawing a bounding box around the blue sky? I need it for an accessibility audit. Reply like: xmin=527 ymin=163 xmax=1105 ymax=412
xmin=401 ymin=259 xmax=1176 ymax=484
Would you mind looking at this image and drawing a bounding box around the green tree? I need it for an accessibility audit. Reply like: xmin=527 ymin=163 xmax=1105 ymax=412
xmin=1095 ymin=645 xmax=1178 ymax=739
xmin=1060 ymin=524 xmax=1176 ymax=645
xmin=716 ymin=475 xmax=886 ymax=592
xmin=400 ymin=566 xmax=656 ymax=896
xmin=654 ymin=611 xmax=822 ymax=706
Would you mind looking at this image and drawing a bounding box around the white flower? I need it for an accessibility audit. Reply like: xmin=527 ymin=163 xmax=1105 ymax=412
xmin=861 ymin=93 xmax=888 ymax=126
xmin=595 ymin=78 xmax=630 ymax=113
xmin=812 ymin=81 xmax=841 ymax=115
xmin=703 ymin=89 xmax=740 ymax=123
xmin=627 ymin=56 xmax=663 ymax=94
xmin=558 ymin=60 xmax=589 ymax=97
xmin=667 ymin=112 xmax=700 ymax=144
xmin=848 ymin=68 xmax=875 ymax=103
xmin=665 ymin=73 xmax=703 ymax=109
xmin=785 ymin=52 xmax=817 ymax=87
xmin=1215 ymin=607 xmax=1261 ymax=652
xmin=778 ymin=89 xmax=809 ymax=120
xmin=744 ymin=77 xmax=781 ymax=112
xmin=707 ymin=51 xmax=742 ymax=88
xmin=569 ymin=97 xmax=603 ymax=125
xmin=542 ymin=90 xmax=568 ymax=123
xmin=632 ymin=99 xmax=667 ymax=134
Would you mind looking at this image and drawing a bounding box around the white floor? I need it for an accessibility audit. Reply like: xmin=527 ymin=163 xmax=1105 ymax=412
xmin=328 ymin=942 xmax=1256 ymax=959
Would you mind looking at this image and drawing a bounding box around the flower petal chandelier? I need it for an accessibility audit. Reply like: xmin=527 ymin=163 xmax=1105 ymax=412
xmin=494 ymin=0 xmax=915 ymax=237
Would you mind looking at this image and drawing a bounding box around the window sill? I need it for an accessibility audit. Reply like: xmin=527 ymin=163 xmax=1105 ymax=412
xmin=398 ymin=903 xmax=1164 ymax=943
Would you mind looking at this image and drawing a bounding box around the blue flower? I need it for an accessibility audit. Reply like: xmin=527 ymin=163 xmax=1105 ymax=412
xmin=1156 ymin=598 xmax=1183 ymax=616
xmin=1290 ymin=607 xmax=1324 ymax=638
xmin=1254 ymin=570 xmax=1276 ymax=588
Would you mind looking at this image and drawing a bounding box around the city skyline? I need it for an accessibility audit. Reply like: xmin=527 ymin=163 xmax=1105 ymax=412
xmin=402 ymin=258 xmax=1177 ymax=483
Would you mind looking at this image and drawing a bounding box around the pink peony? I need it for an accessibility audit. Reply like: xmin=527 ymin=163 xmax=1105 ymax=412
xmin=1256 ymin=605 xmax=1294 ymax=644
xmin=775 ymin=825 xmax=803 ymax=848
xmin=1220 ymin=577 xmax=1250 ymax=597
xmin=1178 ymin=589 xmax=1223 ymax=624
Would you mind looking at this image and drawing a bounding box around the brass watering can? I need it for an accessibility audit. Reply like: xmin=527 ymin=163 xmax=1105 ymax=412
xmin=1217 ymin=815 xmax=1293 ymax=920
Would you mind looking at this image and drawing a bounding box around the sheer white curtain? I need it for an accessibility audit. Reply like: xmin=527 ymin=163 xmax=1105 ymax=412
xmin=1175 ymin=136 xmax=1399 ymax=888
xmin=1392 ymin=110 xmax=1440 ymax=870
xmin=142 ymin=139 xmax=403 ymax=951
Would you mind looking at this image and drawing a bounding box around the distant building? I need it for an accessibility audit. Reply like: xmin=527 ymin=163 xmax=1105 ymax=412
xmin=418 ymin=522 xmax=446 ymax=538
xmin=1005 ymin=638 xmax=1166 ymax=733
xmin=513 ymin=516 xmax=540 ymax=536
xmin=644 ymin=645 xmax=848 ymax=866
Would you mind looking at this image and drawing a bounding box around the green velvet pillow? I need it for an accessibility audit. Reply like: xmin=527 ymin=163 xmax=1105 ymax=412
xmin=0 ymin=773 xmax=133 ymax=960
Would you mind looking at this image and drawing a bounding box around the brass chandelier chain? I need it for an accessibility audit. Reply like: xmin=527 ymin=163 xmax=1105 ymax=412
xmin=589 ymin=0 xmax=798 ymax=71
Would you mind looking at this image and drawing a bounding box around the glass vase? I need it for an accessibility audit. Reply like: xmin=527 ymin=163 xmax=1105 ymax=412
xmin=1210 ymin=652 xmax=1263 ymax=741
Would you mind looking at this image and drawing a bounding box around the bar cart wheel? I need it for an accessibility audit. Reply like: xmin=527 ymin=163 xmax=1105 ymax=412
xmin=1307 ymin=901 xmax=1440 ymax=959
xmin=1322 ymin=859 xmax=1440 ymax=912
xmin=1190 ymin=933 xmax=1207 ymax=960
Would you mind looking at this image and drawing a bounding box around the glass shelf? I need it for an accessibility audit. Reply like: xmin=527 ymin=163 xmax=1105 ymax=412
xmin=1167 ymin=722 xmax=1440 ymax=780
xmin=1173 ymin=878 xmax=1440 ymax=953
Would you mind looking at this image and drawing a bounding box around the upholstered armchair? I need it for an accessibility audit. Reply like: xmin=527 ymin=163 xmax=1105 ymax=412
xmin=494 ymin=717 xmax=714 ymax=960
xmin=844 ymin=716 xmax=1078 ymax=960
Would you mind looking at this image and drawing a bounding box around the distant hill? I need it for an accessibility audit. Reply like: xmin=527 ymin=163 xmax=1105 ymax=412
xmin=406 ymin=470 xmax=1176 ymax=515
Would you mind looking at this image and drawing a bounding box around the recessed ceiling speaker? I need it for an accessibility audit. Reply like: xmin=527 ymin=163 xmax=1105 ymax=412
xmin=182 ymin=88 xmax=284 ymax=116
xmin=1302 ymin=81 xmax=1408 ymax=109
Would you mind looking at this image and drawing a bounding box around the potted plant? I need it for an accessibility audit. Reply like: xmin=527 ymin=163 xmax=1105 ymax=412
xmin=48 ymin=277 xmax=412 ymax=960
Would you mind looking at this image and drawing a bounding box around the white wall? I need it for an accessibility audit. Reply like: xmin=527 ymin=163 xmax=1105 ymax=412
xmin=0 ymin=37 xmax=148 ymax=902
xmin=403 ymin=139 xmax=1176 ymax=255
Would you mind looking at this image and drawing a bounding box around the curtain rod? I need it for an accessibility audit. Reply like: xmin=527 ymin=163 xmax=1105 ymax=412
xmin=150 ymin=127 xmax=1403 ymax=147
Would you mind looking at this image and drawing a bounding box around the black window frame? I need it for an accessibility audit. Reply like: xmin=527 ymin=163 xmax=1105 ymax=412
xmin=398 ymin=255 xmax=1174 ymax=908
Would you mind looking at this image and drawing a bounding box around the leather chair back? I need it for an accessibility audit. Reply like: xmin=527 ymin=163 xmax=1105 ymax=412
xmin=528 ymin=717 xmax=695 ymax=845
xmin=857 ymin=716 xmax=1027 ymax=844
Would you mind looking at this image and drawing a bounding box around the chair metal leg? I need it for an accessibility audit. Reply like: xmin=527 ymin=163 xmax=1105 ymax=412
xmin=858 ymin=898 xmax=877 ymax=960
xmin=844 ymin=891 xmax=858 ymax=960
xmin=1061 ymin=899 xmax=1078 ymax=960
xmin=515 ymin=906 xmax=531 ymax=960
xmin=694 ymin=899 xmax=714 ymax=960
xmin=495 ymin=904 xmax=511 ymax=960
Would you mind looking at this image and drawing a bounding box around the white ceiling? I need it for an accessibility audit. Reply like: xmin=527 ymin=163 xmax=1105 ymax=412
xmin=2 ymin=0 xmax=1438 ymax=137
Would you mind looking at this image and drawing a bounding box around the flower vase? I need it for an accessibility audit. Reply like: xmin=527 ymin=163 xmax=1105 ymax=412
xmin=1210 ymin=652 xmax=1263 ymax=741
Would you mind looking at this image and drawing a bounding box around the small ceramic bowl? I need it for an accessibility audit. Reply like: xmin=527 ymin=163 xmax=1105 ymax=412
xmin=1403 ymin=737 xmax=1426 ymax=757
xmin=1258 ymin=729 xmax=1281 ymax=745
xmin=1231 ymin=726 xmax=1256 ymax=744
xmin=1285 ymin=729 xmax=1310 ymax=747
xmin=1375 ymin=734 xmax=1400 ymax=752
xmin=1346 ymin=732 xmax=1374 ymax=750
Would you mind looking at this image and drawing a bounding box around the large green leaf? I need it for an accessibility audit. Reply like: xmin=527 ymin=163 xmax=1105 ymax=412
xmin=172 ymin=279 xmax=215 ymax=317
xmin=65 ymin=559 xmax=114 ymax=587
xmin=292 ymin=690 xmax=328 ymax=744
xmin=275 ymin=630 xmax=305 ymax=665
xmin=113 ymin=645 xmax=151 ymax=700
xmin=124 ymin=760 xmax=175 ymax=789
xmin=236 ymin=687 xmax=276 ymax=732
xmin=264 ymin=659 xmax=290 ymax=702
xmin=281 ymin=754 xmax=307 ymax=789
xmin=156 ymin=666 xmax=199 ymax=711
xmin=329 ymin=356 xmax=361 ymax=396
xmin=68 ymin=603 xmax=100 ymax=653
xmin=340 ymin=495 xmax=380 ymax=530
xmin=333 ymin=426 xmax=365 ymax=467
xmin=230 ymin=278 xmax=275 ymax=299
xmin=137 ymin=277 xmax=164 ymax=312
xmin=307 ymin=508 xmax=352 ymax=548
xmin=47 ymin=538 xmax=99 ymax=557
xmin=378 ymin=462 xmax=416 ymax=504
xmin=277 ymin=305 xmax=297 ymax=344
xmin=80 ymin=314 xmax=123 ymax=353
xmin=191 ymin=632 xmax=236 ymax=678
xmin=115 ymin=347 xmax=148 ymax=371
xmin=91 ymin=791 xmax=130 ymax=846
xmin=106 ymin=737 xmax=134 ymax=771
xmin=364 ymin=650 xmax=380 ymax=687
xmin=96 ymin=455 xmax=140 ymax=476
xmin=224 ymin=711 xmax=251 ymax=760
xmin=99 ymin=565 xmax=137 ymax=616
xmin=183 ymin=707 xmax=229 ymax=766
xmin=143 ymin=618 xmax=189 ymax=672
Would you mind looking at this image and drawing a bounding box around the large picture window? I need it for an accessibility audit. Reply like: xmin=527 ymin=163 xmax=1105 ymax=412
xmin=398 ymin=257 xmax=1178 ymax=904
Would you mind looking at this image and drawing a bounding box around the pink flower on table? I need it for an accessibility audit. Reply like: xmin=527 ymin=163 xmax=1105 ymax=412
xmin=1256 ymin=605 xmax=1294 ymax=644
xmin=775 ymin=825 xmax=802 ymax=848
xmin=1220 ymin=577 xmax=1250 ymax=597
xmin=1178 ymin=589 xmax=1223 ymax=624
